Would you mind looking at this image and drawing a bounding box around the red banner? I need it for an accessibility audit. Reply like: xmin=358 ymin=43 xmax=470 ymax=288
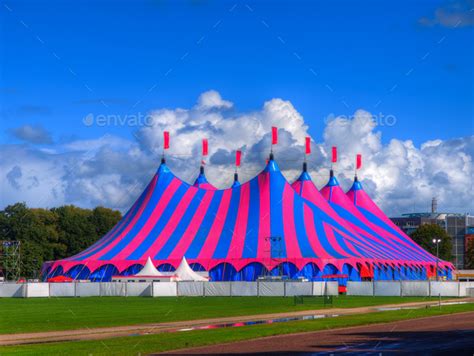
xmin=235 ymin=150 xmax=241 ymax=167
xmin=331 ymin=146 xmax=337 ymax=163
xmin=356 ymin=154 xmax=362 ymax=170
xmin=202 ymin=139 xmax=208 ymax=156
xmin=163 ymin=131 xmax=170 ymax=150
xmin=272 ymin=127 xmax=278 ymax=145
xmin=305 ymin=137 xmax=311 ymax=154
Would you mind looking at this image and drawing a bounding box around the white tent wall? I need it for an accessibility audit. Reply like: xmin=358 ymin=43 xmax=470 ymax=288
xmin=346 ymin=281 xmax=374 ymax=296
xmin=285 ymin=282 xmax=313 ymax=296
xmin=258 ymin=282 xmax=285 ymax=296
xmin=152 ymin=282 xmax=177 ymax=297
xmin=230 ymin=282 xmax=258 ymax=296
xmin=50 ymin=283 xmax=76 ymax=297
xmin=126 ymin=282 xmax=153 ymax=297
xmin=430 ymin=281 xmax=459 ymax=297
xmin=76 ymin=282 xmax=101 ymax=297
xmin=25 ymin=283 xmax=49 ymax=297
xmin=100 ymin=282 xmax=127 ymax=297
xmin=401 ymin=281 xmax=429 ymax=297
xmin=0 ymin=283 xmax=25 ymax=297
xmin=374 ymin=281 xmax=401 ymax=296
xmin=177 ymin=281 xmax=205 ymax=296
xmin=204 ymin=282 xmax=231 ymax=296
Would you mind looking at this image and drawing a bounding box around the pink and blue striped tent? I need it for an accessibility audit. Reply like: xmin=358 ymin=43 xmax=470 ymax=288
xmin=42 ymin=157 xmax=453 ymax=282
xmin=318 ymin=171 xmax=453 ymax=280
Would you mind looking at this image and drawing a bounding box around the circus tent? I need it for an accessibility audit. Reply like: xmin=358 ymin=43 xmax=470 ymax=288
xmin=42 ymin=132 xmax=454 ymax=282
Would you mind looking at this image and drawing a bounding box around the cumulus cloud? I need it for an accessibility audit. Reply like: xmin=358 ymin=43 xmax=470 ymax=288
xmin=0 ymin=91 xmax=472 ymax=217
xmin=419 ymin=0 xmax=474 ymax=28
xmin=10 ymin=124 xmax=53 ymax=144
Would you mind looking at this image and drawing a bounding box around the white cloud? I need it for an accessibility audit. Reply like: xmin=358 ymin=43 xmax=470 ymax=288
xmin=1 ymin=91 xmax=472 ymax=216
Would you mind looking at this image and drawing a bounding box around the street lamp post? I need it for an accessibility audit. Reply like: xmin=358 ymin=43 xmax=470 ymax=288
xmin=432 ymin=238 xmax=441 ymax=281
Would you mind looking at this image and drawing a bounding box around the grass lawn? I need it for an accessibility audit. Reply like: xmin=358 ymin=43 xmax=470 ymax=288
xmin=0 ymin=296 xmax=452 ymax=334
xmin=1 ymin=303 xmax=472 ymax=356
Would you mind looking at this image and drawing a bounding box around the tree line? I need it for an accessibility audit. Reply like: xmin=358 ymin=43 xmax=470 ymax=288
xmin=0 ymin=203 xmax=121 ymax=279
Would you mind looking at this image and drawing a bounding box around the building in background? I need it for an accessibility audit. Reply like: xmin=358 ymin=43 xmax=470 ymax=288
xmin=391 ymin=198 xmax=474 ymax=269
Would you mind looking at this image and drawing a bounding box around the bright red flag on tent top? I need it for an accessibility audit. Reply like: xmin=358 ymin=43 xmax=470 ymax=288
xmin=305 ymin=137 xmax=311 ymax=154
xmin=202 ymin=139 xmax=208 ymax=156
xmin=235 ymin=150 xmax=242 ymax=167
xmin=356 ymin=154 xmax=362 ymax=170
xmin=331 ymin=146 xmax=337 ymax=163
xmin=163 ymin=131 xmax=170 ymax=150
xmin=272 ymin=127 xmax=278 ymax=145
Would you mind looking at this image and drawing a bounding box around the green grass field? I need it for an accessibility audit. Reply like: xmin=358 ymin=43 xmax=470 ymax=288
xmin=0 ymin=296 xmax=451 ymax=334
xmin=1 ymin=303 xmax=472 ymax=356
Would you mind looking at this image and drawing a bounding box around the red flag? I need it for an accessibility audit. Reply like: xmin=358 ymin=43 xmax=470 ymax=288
xmin=163 ymin=131 xmax=170 ymax=150
xmin=356 ymin=154 xmax=362 ymax=170
xmin=271 ymin=127 xmax=278 ymax=145
xmin=331 ymin=146 xmax=337 ymax=163
xmin=305 ymin=137 xmax=311 ymax=154
xmin=202 ymin=139 xmax=208 ymax=156
xmin=235 ymin=150 xmax=241 ymax=167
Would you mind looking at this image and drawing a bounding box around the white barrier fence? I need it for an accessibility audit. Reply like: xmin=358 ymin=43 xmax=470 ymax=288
xmin=0 ymin=281 xmax=339 ymax=298
xmin=2 ymin=281 xmax=471 ymax=298
xmin=347 ymin=281 xmax=471 ymax=297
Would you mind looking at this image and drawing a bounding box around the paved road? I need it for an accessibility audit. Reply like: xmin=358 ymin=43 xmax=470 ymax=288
xmin=166 ymin=312 xmax=474 ymax=355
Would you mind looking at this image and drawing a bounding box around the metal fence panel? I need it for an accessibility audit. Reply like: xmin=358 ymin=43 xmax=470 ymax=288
xmin=325 ymin=281 xmax=339 ymax=296
xmin=374 ymin=281 xmax=401 ymax=296
xmin=0 ymin=283 xmax=25 ymax=297
xmin=204 ymin=282 xmax=231 ymax=296
xmin=152 ymin=282 xmax=177 ymax=297
xmin=430 ymin=281 xmax=459 ymax=297
xmin=26 ymin=283 xmax=50 ymax=297
xmin=458 ymin=282 xmax=474 ymax=297
xmin=76 ymin=282 xmax=101 ymax=297
xmin=284 ymin=282 xmax=313 ymax=296
xmin=258 ymin=282 xmax=285 ymax=296
xmin=401 ymin=281 xmax=429 ymax=296
xmin=100 ymin=282 xmax=127 ymax=297
xmin=126 ymin=282 xmax=152 ymax=297
xmin=50 ymin=283 xmax=75 ymax=297
xmin=177 ymin=282 xmax=204 ymax=296
xmin=347 ymin=281 xmax=374 ymax=296
xmin=230 ymin=282 xmax=258 ymax=296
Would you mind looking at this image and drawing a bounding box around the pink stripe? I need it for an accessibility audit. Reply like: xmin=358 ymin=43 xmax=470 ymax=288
xmin=256 ymin=173 xmax=270 ymax=259
xmin=227 ymin=183 xmax=250 ymax=259
xmin=86 ymin=175 xmax=158 ymax=260
xmin=282 ymin=185 xmax=301 ymax=258
xmin=140 ymin=187 xmax=198 ymax=259
xmin=323 ymin=223 xmax=353 ymax=258
xmin=302 ymin=205 xmax=331 ymax=258
xmin=168 ymin=190 xmax=215 ymax=259
xmin=113 ymin=178 xmax=182 ymax=260
xmin=198 ymin=189 xmax=233 ymax=259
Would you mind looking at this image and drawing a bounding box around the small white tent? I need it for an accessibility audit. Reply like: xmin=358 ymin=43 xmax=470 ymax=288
xmin=134 ymin=257 xmax=162 ymax=276
xmin=171 ymin=257 xmax=208 ymax=281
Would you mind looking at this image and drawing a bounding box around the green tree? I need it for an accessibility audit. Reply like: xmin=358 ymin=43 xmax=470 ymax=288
xmin=90 ymin=206 xmax=122 ymax=238
xmin=465 ymin=238 xmax=474 ymax=269
xmin=410 ymin=224 xmax=452 ymax=261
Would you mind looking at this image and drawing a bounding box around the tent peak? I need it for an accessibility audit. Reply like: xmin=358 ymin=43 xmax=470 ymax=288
xmin=327 ymin=169 xmax=339 ymax=187
xmin=350 ymin=176 xmax=363 ymax=191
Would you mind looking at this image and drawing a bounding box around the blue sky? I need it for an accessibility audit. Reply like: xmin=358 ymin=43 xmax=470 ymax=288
xmin=1 ymin=0 xmax=473 ymax=145
xmin=0 ymin=1 xmax=473 ymax=215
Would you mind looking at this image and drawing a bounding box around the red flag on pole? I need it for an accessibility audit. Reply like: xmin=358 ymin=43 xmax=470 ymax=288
xmin=331 ymin=146 xmax=337 ymax=163
xmin=163 ymin=131 xmax=170 ymax=150
xmin=356 ymin=154 xmax=362 ymax=170
xmin=202 ymin=139 xmax=208 ymax=156
xmin=271 ymin=127 xmax=278 ymax=145
xmin=235 ymin=150 xmax=241 ymax=167
xmin=305 ymin=137 xmax=311 ymax=154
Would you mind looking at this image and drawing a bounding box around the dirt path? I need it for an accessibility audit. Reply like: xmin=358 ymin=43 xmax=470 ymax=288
xmin=0 ymin=298 xmax=471 ymax=346
xmin=166 ymin=311 xmax=474 ymax=355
